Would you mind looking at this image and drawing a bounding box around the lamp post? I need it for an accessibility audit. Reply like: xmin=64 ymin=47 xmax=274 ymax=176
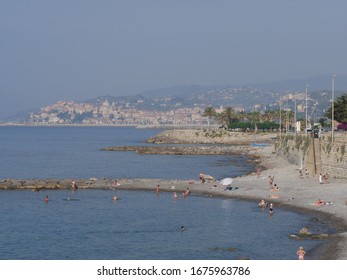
xmin=294 ymin=93 xmax=297 ymax=133
xmin=332 ymin=75 xmax=336 ymax=143
xmin=305 ymin=85 xmax=309 ymax=136
xmin=279 ymin=105 xmax=282 ymax=136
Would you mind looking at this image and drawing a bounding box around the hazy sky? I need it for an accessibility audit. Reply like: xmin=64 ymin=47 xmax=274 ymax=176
xmin=1 ymin=0 xmax=346 ymax=118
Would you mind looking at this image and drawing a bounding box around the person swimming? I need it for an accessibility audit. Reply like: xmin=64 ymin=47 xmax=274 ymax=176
xmin=180 ymin=225 xmax=185 ymax=231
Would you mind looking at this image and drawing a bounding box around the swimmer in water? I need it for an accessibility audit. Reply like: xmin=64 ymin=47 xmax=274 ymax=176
xmin=113 ymin=194 xmax=118 ymax=201
xmin=44 ymin=195 xmax=49 ymax=203
xmin=180 ymin=225 xmax=185 ymax=231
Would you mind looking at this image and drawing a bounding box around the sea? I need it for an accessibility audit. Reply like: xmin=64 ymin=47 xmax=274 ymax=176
xmin=0 ymin=126 xmax=334 ymax=260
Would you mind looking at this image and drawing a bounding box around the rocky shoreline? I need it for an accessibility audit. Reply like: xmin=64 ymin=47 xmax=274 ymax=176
xmin=146 ymin=129 xmax=277 ymax=144
xmin=100 ymin=144 xmax=260 ymax=156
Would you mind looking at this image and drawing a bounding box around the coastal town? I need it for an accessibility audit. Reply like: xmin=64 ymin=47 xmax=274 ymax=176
xmin=22 ymin=86 xmax=328 ymax=126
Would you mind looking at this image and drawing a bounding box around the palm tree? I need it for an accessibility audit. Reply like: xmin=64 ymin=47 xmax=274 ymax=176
xmin=247 ymin=111 xmax=261 ymax=132
xmin=212 ymin=107 xmax=236 ymax=128
xmin=224 ymin=107 xmax=235 ymax=126
xmin=202 ymin=107 xmax=216 ymax=127
xmin=263 ymin=110 xmax=276 ymax=123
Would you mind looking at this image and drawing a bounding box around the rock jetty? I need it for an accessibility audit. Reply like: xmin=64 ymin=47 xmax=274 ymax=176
xmin=100 ymin=145 xmax=258 ymax=155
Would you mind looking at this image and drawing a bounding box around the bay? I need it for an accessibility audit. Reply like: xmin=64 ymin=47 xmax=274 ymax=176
xmin=0 ymin=126 xmax=332 ymax=260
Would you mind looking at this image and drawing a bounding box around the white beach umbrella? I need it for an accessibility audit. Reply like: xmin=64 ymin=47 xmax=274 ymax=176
xmin=221 ymin=177 xmax=233 ymax=186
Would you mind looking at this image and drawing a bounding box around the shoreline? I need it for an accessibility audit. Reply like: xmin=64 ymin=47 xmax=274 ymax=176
xmin=1 ymin=159 xmax=346 ymax=260
xmin=1 ymin=128 xmax=347 ymax=259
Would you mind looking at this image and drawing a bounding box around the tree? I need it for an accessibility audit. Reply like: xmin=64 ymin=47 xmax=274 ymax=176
xmin=246 ymin=111 xmax=261 ymax=132
xmin=202 ymin=107 xmax=216 ymax=127
xmin=318 ymin=117 xmax=327 ymax=127
xmin=325 ymin=93 xmax=347 ymax=123
xmin=214 ymin=107 xmax=240 ymax=127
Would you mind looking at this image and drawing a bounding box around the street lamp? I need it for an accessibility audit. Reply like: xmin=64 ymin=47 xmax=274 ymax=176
xmin=294 ymin=93 xmax=297 ymax=134
xmin=332 ymin=75 xmax=336 ymax=142
xmin=305 ymin=85 xmax=309 ymax=136
xmin=279 ymin=105 xmax=282 ymax=136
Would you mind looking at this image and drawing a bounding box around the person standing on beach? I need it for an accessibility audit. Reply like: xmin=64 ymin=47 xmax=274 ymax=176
xmin=268 ymin=175 xmax=274 ymax=189
xmin=269 ymin=203 xmax=274 ymax=215
xmin=72 ymin=180 xmax=78 ymax=191
xmin=257 ymin=167 xmax=262 ymax=178
xmin=319 ymin=173 xmax=323 ymax=184
xmin=305 ymin=169 xmax=309 ymax=178
xmin=297 ymin=246 xmax=306 ymax=260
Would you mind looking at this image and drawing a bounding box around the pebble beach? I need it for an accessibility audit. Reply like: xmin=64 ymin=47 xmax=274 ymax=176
xmin=113 ymin=143 xmax=347 ymax=260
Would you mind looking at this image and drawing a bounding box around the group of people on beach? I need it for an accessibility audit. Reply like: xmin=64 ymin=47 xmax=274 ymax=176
xmin=257 ymin=175 xmax=278 ymax=215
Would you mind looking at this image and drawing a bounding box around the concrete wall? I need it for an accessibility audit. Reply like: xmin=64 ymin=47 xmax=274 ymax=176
xmin=275 ymin=132 xmax=347 ymax=178
xmin=320 ymin=132 xmax=347 ymax=178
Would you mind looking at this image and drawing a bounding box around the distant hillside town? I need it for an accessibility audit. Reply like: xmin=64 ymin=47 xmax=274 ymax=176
xmin=28 ymin=100 xmax=208 ymax=126
xmin=22 ymin=85 xmax=341 ymax=126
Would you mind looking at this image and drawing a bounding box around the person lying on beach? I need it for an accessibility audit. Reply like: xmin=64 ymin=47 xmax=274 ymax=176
xmin=314 ymin=199 xmax=333 ymax=206
xmin=224 ymin=186 xmax=239 ymax=191
xmin=113 ymin=180 xmax=120 ymax=187
xmin=315 ymin=198 xmax=324 ymax=206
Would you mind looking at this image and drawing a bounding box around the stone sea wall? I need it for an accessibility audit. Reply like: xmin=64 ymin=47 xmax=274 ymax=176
xmin=320 ymin=132 xmax=347 ymax=178
xmin=275 ymin=132 xmax=347 ymax=178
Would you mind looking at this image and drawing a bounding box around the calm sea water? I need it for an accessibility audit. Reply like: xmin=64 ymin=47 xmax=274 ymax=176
xmin=0 ymin=126 xmax=332 ymax=259
xmin=0 ymin=189 xmax=331 ymax=260
xmin=0 ymin=126 xmax=254 ymax=180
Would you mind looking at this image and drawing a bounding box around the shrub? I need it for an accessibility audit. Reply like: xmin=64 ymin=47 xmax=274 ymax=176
xmin=337 ymin=123 xmax=347 ymax=131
